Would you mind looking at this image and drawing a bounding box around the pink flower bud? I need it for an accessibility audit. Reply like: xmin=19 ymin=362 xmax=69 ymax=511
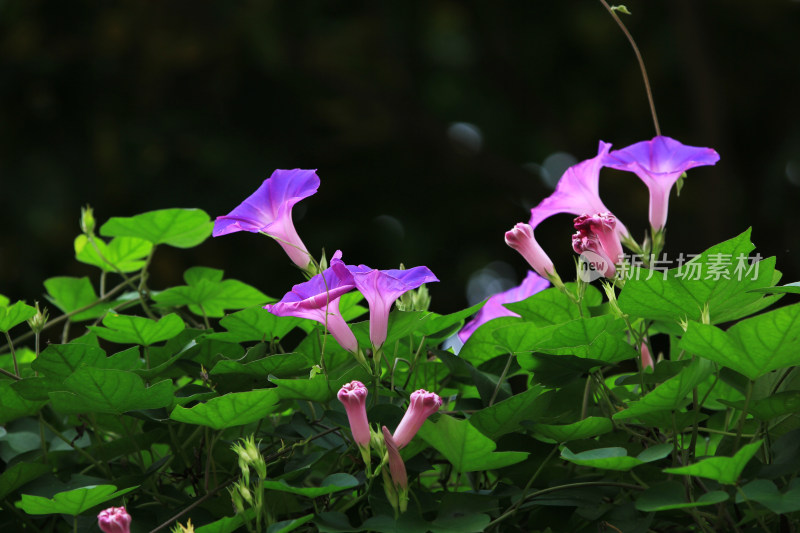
xmin=337 ymin=381 xmax=371 ymax=448
xmin=505 ymin=223 xmax=555 ymax=281
xmin=640 ymin=342 xmax=654 ymax=371
xmin=382 ymin=426 xmax=408 ymax=490
xmin=392 ymin=389 xmax=442 ymax=449
xmin=573 ymin=212 xmax=624 ymax=265
xmin=97 ymin=506 xmax=131 ymax=533
xmin=572 ymin=231 xmax=616 ymax=279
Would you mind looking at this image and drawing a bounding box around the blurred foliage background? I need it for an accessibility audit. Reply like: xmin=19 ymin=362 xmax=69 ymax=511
xmin=1 ymin=0 xmax=799 ymax=316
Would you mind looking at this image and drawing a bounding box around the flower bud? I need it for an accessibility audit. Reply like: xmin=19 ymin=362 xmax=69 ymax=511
xmin=80 ymin=204 xmax=96 ymax=235
xmin=392 ymin=389 xmax=442 ymax=449
xmin=97 ymin=506 xmax=131 ymax=533
xmin=26 ymin=301 xmax=49 ymax=334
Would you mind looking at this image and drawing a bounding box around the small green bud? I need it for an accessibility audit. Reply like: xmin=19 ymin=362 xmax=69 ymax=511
xmin=26 ymin=301 xmax=49 ymax=333
xmin=611 ymin=5 xmax=632 ymax=15
xmin=675 ymin=171 xmax=687 ymax=197
xmin=80 ymin=205 xmax=96 ymax=235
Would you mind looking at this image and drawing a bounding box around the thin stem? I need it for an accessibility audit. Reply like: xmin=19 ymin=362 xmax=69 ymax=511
xmin=0 ymin=366 xmax=21 ymax=380
xmin=4 ymin=331 xmax=19 ymax=376
xmin=598 ymin=0 xmax=661 ymax=136
xmin=489 ymin=354 xmax=514 ymax=407
xmin=0 ymin=274 xmax=143 ymax=356
xmin=487 ymin=481 xmax=645 ymax=529
xmin=40 ymin=418 xmax=111 ymax=478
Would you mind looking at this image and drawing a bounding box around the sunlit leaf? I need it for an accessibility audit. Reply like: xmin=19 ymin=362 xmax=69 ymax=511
xmin=0 ymin=301 xmax=37 ymax=332
xmin=74 ymin=234 xmax=153 ymax=273
xmin=100 ymin=208 xmax=212 ymax=248
xmin=16 ymin=484 xmax=137 ymax=516
xmin=89 ymin=313 xmax=185 ymax=346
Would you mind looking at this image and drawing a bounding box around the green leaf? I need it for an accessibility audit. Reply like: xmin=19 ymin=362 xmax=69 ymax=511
xmin=736 ymin=479 xmax=800 ymax=514
xmin=153 ymin=278 xmax=269 ymax=318
xmin=636 ymin=481 xmax=728 ymax=512
xmin=681 ymin=303 xmax=800 ymax=380
xmin=32 ymin=344 xmax=106 ymax=380
xmin=664 ymin=440 xmax=763 ymax=484
xmin=419 ymin=301 xmax=486 ymax=339
xmin=503 ymin=285 xmax=599 ymax=326
xmin=0 ymin=301 xmax=37 ymax=332
xmin=494 ymin=315 xmax=635 ymax=363
xmin=44 ymin=277 xmax=109 ymax=321
xmin=0 ymin=382 xmax=46 ymax=424
xmin=469 ymin=386 xmax=550 ymax=440
xmin=418 ymin=414 xmax=528 ymax=472
xmin=100 ymin=208 xmax=213 ymax=248
xmin=89 ymin=313 xmax=185 ymax=346
xmin=561 ymin=444 xmax=672 ymax=472
xmin=266 ymin=515 xmax=315 ymax=533
xmin=618 ymin=229 xmax=780 ymax=324
xmin=613 ymin=358 xmax=713 ymax=420
xmin=74 ymin=234 xmax=153 ymax=273
xmin=0 ymin=462 xmax=52 ymax=500
xmin=194 ymin=510 xmax=257 ymax=533
xmin=16 ymin=484 xmax=137 ymax=516
xmin=261 ymin=473 xmax=359 ymax=498
xmin=749 ymin=281 xmax=800 ymax=295
xmin=169 ymin=388 xmax=281 ymax=429
xmin=719 ymin=390 xmax=800 ymax=421
xmin=532 ymin=416 xmax=613 ymax=443
xmin=271 ymin=365 xmax=371 ymax=403
xmin=48 ymin=367 xmax=174 ymax=415
xmin=209 ymin=353 xmax=310 ymax=379
xmin=207 ymin=307 xmax=301 ymax=343
xmin=459 ymin=317 xmax=520 ymax=366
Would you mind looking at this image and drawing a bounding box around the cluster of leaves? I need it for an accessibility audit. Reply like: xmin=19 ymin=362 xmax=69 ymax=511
xmin=1 ymin=207 xmax=800 ymax=532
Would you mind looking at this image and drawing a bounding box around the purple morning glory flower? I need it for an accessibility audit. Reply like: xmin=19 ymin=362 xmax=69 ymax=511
xmin=332 ymin=258 xmax=439 ymax=349
xmin=603 ymin=136 xmax=720 ymax=230
xmin=213 ymin=169 xmax=320 ymax=269
xmin=458 ymin=270 xmax=550 ymax=343
xmin=529 ymin=142 xmax=628 ymax=236
xmin=264 ymin=251 xmax=358 ymax=352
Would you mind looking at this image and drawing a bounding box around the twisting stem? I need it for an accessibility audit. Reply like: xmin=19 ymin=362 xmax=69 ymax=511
xmin=598 ymin=0 xmax=661 ymax=136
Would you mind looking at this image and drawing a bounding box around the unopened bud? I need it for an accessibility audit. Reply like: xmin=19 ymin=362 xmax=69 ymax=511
xmin=80 ymin=205 xmax=96 ymax=235
xmin=27 ymin=301 xmax=49 ymax=333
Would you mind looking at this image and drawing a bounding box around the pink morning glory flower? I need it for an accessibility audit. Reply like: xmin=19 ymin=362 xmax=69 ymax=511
xmin=338 ymin=381 xmax=371 ymax=449
xmin=529 ymin=141 xmax=628 ymax=237
xmin=458 ymin=270 xmax=550 ymax=343
xmin=331 ymin=258 xmax=438 ymax=349
xmin=572 ymin=230 xmax=616 ymax=279
xmin=392 ymin=389 xmax=442 ymax=449
xmin=603 ymin=136 xmax=720 ymax=230
xmin=573 ymin=212 xmax=624 ymax=268
xmin=213 ymin=169 xmax=320 ymax=269
xmin=97 ymin=507 xmax=131 ymax=533
xmin=505 ymin=223 xmax=557 ymax=282
xmin=265 ymin=251 xmax=358 ymax=352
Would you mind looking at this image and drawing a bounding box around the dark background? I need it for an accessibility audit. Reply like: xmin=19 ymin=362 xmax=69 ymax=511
xmin=1 ymin=0 xmax=799 ymax=314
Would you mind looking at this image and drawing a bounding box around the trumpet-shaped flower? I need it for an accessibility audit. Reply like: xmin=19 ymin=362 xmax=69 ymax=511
xmin=458 ymin=270 xmax=550 ymax=343
xmin=529 ymin=142 xmax=628 ymax=237
xmin=393 ymin=389 xmax=442 ymax=449
xmin=213 ymin=169 xmax=320 ymax=269
xmin=265 ymin=251 xmax=358 ymax=352
xmin=97 ymin=507 xmax=131 ymax=533
xmin=338 ymin=381 xmax=371 ymax=448
xmin=505 ymin=223 xmax=556 ymax=282
xmin=603 ymin=136 xmax=720 ymax=230
xmin=332 ymin=258 xmax=438 ymax=349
